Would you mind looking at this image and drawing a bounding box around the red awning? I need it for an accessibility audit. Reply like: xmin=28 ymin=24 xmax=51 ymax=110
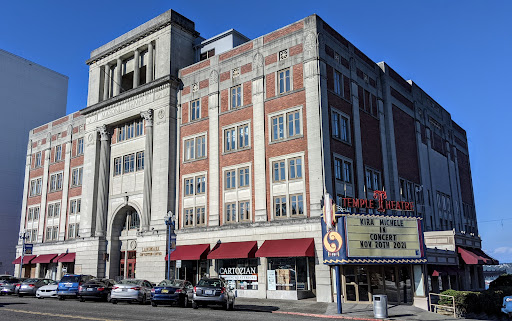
xmin=166 ymin=244 xmax=210 ymax=261
xmin=12 ymin=255 xmax=36 ymax=265
xmin=32 ymin=254 xmax=59 ymax=264
xmin=57 ymin=253 xmax=76 ymax=263
xmin=255 ymin=238 xmax=315 ymax=258
xmin=53 ymin=253 xmax=67 ymax=262
xmin=458 ymin=247 xmax=498 ymax=265
xmin=431 ymin=266 xmax=459 ymax=277
xmin=207 ymin=241 xmax=258 ymax=259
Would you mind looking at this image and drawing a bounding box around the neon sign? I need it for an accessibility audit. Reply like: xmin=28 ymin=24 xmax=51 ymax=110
xmin=340 ymin=191 xmax=414 ymax=213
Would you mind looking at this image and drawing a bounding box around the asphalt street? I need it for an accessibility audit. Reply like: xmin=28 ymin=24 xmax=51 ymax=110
xmin=0 ymin=295 xmax=314 ymax=321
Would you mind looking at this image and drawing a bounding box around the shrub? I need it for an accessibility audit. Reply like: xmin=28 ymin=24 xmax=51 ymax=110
xmin=440 ymin=287 xmax=512 ymax=317
xmin=490 ymin=274 xmax=512 ymax=288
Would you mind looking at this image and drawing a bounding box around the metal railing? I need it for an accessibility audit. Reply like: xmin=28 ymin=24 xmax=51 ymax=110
xmin=429 ymin=293 xmax=456 ymax=318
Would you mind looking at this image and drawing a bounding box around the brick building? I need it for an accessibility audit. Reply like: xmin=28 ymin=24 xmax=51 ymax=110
xmin=14 ymin=10 xmax=494 ymax=307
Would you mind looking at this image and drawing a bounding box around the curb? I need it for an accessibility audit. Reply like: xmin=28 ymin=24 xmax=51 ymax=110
xmin=272 ymin=311 xmax=381 ymax=320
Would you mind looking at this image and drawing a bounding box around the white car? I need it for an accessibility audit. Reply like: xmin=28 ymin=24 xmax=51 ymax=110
xmin=36 ymin=281 xmax=58 ymax=299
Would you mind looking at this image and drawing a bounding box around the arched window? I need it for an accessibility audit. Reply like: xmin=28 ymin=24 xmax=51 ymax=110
xmin=121 ymin=210 xmax=140 ymax=230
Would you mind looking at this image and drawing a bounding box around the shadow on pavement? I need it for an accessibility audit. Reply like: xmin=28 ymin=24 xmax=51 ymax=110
xmin=206 ymin=304 xmax=279 ymax=313
xmin=0 ymin=302 xmax=28 ymax=308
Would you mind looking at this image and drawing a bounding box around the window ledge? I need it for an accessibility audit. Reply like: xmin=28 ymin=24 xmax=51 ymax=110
xmin=222 ymin=147 xmax=251 ymax=156
xmin=183 ymin=157 xmax=207 ymax=164
xmin=269 ymin=135 xmax=304 ymax=145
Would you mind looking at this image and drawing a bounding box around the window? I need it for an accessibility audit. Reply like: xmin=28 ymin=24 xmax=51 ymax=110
xmin=238 ymin=167 xmax=250 ymax=188
xmin=29 ymin=178 xmax=42 ymax=196
xmin=184 ymin=208 xmax=194 ymax=227
xmin=49 ymin=173 xmax=63 ymax=192
xmin=196 ymin=207 xmax=206 ymax=226
xmin=123 ymin=154 xmax=135 ymax=173
xmin=184 ymin=178 xmax=194 ymax=196
xmin=274 ymin=196 xmax=287 ymax=218
xmin=121 ymin=56 xmax=135 ymax=92
xmin=184 ymin=134 xmax=206 ymax=161
xmin=271 ymin=109 xmax=302 ymax=142
xmin=239 ymin=201 xmax=250 ymax=221
xmin=226 ymin=203 xmax=237 ymax=223
xmin=71 ymin=167 xmax=83 ymax=187
xmin=27 ymin=207 xmax=40 ymax=221
xmin=136 ymin=151 xmax=144 ymax=171
xmin=47 ymin=203 xmax=60 ymax=218
xmin=358 ymin=86 xmax=378 ymax=117
xmin=290 ymin=194 xmax=304 ymax=216
xmin=114 ymin=157 xmax=122 ymax=176
xmin=55 ymin=145 xmax=62 ymax=162
xmin=184 ymin=174 xmax=206 ymax=196
xmin=35 ymin=152 xmax=42 ymax=167
xmin=196 ymin=176 xmax=206 ymax=194
xmin=190 ymin=99 xmax=200 ymax=121
xmin=334 ymin=157 xmax=352 ymax=183
xmin=334 ymin=70 xmax=342 ymax=95
xmin=30 ymin=229 xmax=38 ymax=243
xmin=288 ymin=158 xmax=303 ymax=180
xmin=46 ymin=226 xmax=59 ymax=242
xmin=68 ymin=223 xmax=80 ymax=239
xmin=231 ymin=86 xmax=241 ymax=109
xmin=200 ymin=48 xmax=215 ymax=61
xmin=225 ymin=170 xmax=236 ymax=190
xmin=117 ymin=119 xmax=144 ymax=143
xmin=70 ymin=199 xmax=81 ymax=215
xmin=332 ymin=109 xmax=350 ymax=143
xmin=365 ymin=168 xmax=381 ymax=191
xmin=278 ymin=69 xmax=291 ymax=94
xmin=224 ymin=123 xmax=250 ymax=153
xmin=128 ymin=212 xmax=140 ymax=230
xmin=77 ymin=138 xmax=84 ymax=155
xmin=272 ymin=161 xmax=286 ymax=182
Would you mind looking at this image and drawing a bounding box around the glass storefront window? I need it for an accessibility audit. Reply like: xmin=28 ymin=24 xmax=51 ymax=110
xmin=217 ymin=258 xmax=258 ymax=290
xmin=267 ymin=257 xmax=314 ymax=292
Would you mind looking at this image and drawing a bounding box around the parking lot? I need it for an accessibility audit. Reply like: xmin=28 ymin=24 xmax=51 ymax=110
xmin=0 ymin=295 xmax=316 ymax=321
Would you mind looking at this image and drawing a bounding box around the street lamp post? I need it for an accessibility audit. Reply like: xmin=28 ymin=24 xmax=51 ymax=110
xmin=18 ymin=231 xmax=29 ymax=278
xmin=164 ymin=211 xmax=175 ymax=280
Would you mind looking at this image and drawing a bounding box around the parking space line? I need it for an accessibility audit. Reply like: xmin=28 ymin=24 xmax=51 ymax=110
xmin=1 ymin=308 xmax=123 ymax=321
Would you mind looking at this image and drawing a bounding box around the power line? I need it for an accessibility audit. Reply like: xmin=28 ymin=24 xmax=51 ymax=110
xmin=478 ymin=217 xmax=512 ymax=223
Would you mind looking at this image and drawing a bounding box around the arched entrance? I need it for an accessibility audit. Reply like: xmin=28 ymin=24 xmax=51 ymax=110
xmin=108 ymin=206 xmax=140 ymax=280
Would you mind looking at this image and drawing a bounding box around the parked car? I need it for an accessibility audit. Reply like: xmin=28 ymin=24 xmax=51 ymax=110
xmin=57 ymin=274 xmax=95 ymax=300
xmin=18 ymin=278 xmax=54 ymax=297
xmin=0 ymin=278 xmax=21 ymax=295
xmin=78 ymin=278 xmax=115 ymax=302
xmin=110 ymin=279 xmax=153 ymax=305
xmin=150 ymin=279 xmax=193 ymax=307
xmin=192 ymin=278 xmax=235 ymax=310
xmin=502 ymin=296 xmax=512 ymax=317
xmin=36 ymin=281 xmax=58 ymax=299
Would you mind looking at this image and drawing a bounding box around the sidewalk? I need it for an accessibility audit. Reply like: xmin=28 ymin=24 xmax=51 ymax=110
xmin=234 ymin=297 xmax=473 ymax=320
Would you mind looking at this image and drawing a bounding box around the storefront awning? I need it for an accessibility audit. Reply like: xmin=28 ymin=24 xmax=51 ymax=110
xmin=57 ymin=253 xmax=76 ymax=263
xmin=166 ymin=244 xmax=210 ymax=261
xmin=207 ymin=241 xmax=258 ymax=259
xmin=458 ymin=247 xmax=499 ymax=265
xmin=12 ymin=255 xmax=36 ymax=265
xmin=255 ymin=238 xmax=315 ymax=258
xmin=32 ymin=254 xmax=59 ymax=264
xmin=431 ymin=266 xmax=459 ymax=277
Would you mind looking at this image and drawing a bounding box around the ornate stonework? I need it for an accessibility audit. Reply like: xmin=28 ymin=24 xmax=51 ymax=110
xmin=253 ymin=53 xmax=264 ymax=68
xmin=141 ymin=109 xmax=154 ymax=127
xmin=304 ymin=32 xmax=317 ymax=54
xmin=209 ymin=70 xmax=219 ymax=84
xmin=96 ymin=125 xmax=110 ymax=141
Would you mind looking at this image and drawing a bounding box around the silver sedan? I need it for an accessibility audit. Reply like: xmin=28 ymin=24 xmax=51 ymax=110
xmin=110 ymin=279 xmax=153 ymax=305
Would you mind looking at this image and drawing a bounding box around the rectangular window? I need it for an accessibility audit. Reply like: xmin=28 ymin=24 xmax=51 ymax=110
xmin=190 ymin=99 xmax=200 ymax=121
xmin=334 ymin=157 xmax=352 ymax=183
xmin=118 ymin=125 xmax=125 ymax=142
xmin=290 ymin=194 xmax=304 ymax=216
xmin=184 ymin=208 xmax=194 ymax=227
xmin=332 ymin=110 xmax=350 ymax=143
xmin=287 ymin=111 xmax=301 ymax=138
xmin=224 ymin=123 xmax=250 ymax=152
xmin=274 ymin=196 xmax=287 ymax=218
xmin=278 ymin=69 xmax=291 ymax=94
xmin=46 ymin=227 xmax=52 ymax=241
xmin=49 ymin=173 xmax=63 ymax=192
xmin=196 ymin=207 xmax=206 ymax=226
xmin=135 ymin=119 xmax=144 ymax=136
xmin=68 ymin=224 xmax=75 ymax=239
xmin=231 ymin=86 xmax=241 ymax=109
xmin=239 ymin=201 xmax=250 ymax=221
xmin=114 ymin=157 xmax=122 ymax=176
xmin=288 ymin=157 xmax=303 ymax=180
xmin=238 ymin=167 xmax=250 ymax=188
xmin=55 ymin=145 xmax=62 ymax=162
xmin=123 ymin=154 xmax=135 ymax=173
xmin=272 ymin=161 xmax=286 ymax=182
xmin=77 ymin=138 xmax=84 ymax=155
xmin=365 ymin=168 xmax=381 ymax=191
xmin=70 ymin=199 xmax=80 ymax=215
xmin=184 ymin=135 xmax=206 ymax=161
xmin=71 ymin=167 xmax=83 ymax=186
xmin=225 ymin=170 xmax=236 ymax=190
xmin=226 ymin=203 xmax=237 ymax=223
xmin=271 ymin=109 xmax=302 ymax=142
xmin=31 ymin=229 xmax=37 ymax=242
xmin=35 ymin=152 xmax=42 ymax=167
xmin=52 ymin=226 xmax=58 ymax=240
xmin=334 ymin=70 xmax=342 ymax=95
xmin=271 ymin=115 xmax=284 ymax=141
xmin=27 ymin=208 xmax=33 ymax=221
xmin=136 ymin=151 xmax=144 ymax=171
xmin=196 ymin=176 xmax=206 ymax=194
xmin=30 ymin=178 xmax=42 ymax=196
xmin=184 ymin=178 xmax=194 ymax=196
xmin=126 ymin=122 xmax=134 ymax=140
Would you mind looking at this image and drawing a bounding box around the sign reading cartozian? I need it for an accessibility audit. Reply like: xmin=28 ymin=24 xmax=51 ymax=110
xmin=346 ymin=216 xmax=422 ymax=258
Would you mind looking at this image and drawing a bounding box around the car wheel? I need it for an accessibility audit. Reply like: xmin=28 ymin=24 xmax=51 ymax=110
xmin=38 ymin=296 xmax=43 ymax=299
xmin=151 ymin=301 xmax=157 ymax=307
xmin=18 ymin=294 xmax=23 ymax=298
xmin=223 ymin=302 xmax=228 ymax=310
xmin=192 ymin=301 xmax=198 ymax=309
xmin=58 ymin=296 xmax=65 ymax=301
xmin=139 ymin=294 xmax=146 ymax=305
xmin=182 ymin=295 xmax=189 ymax=308
xmin=229 ymin=300 xmax=235 ymax=311
xmin=111 ymin=299 xmax=118 ymax=304
xmin=106 ymin=293 xmax=111 ymax=302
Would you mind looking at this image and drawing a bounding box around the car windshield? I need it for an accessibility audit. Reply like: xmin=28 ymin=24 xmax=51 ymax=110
xmin=197 ymin=279 xmax=222 ymax=288
xmin=3 ymin=279 xmax=19 ymax=284
xmin=158 ymin=280 xmax=184 ymax=287
xmin=60 ymin=276 xmax=80 ymax=283
xmin=23 ymin=278 xmax=39 ymax=283
xmin=117 ymin=279 xmax=142 ymax=285
xmin=87 ymin=279 xmax=106 ymax=285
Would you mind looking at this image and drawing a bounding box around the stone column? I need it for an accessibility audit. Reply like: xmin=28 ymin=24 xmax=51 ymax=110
xmin=146 ymin=42 xmax=154 ymax=82
xmin=35 ymin=263 xmax=41 ymax=278
xmin=115 ymin=58 xmax=122 ymax=96
xmin=133 ymin=49 xmax=140 ymax=88
xmin=141 ymin=110 xmax=153 ymax=231
xmin=252 ymin=74 xmax=267 ymax=222
xmin=95 ymin=125 xmax=111 ymax=237
xmin=350 ymin=81 xmax=365 ymax=198
xmin=103 ymin=65 xmax=110 ymax=101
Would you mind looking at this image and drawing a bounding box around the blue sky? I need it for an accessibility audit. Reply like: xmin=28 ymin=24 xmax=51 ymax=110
xmin=2 ymin=1 xmax=511 ymax=261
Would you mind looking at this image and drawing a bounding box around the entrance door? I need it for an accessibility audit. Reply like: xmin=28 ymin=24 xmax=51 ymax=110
xmin=120 ymin=251 xmax=136 ymax=279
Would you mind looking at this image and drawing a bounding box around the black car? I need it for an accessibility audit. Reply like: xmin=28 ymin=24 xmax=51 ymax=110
xmin=192 ymin=278 xmax=235 ymax=310
xmin=150 ymin=279 xmax=193 ymax=307
xmin=78 ymin=278 xmax=115 ymax=302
